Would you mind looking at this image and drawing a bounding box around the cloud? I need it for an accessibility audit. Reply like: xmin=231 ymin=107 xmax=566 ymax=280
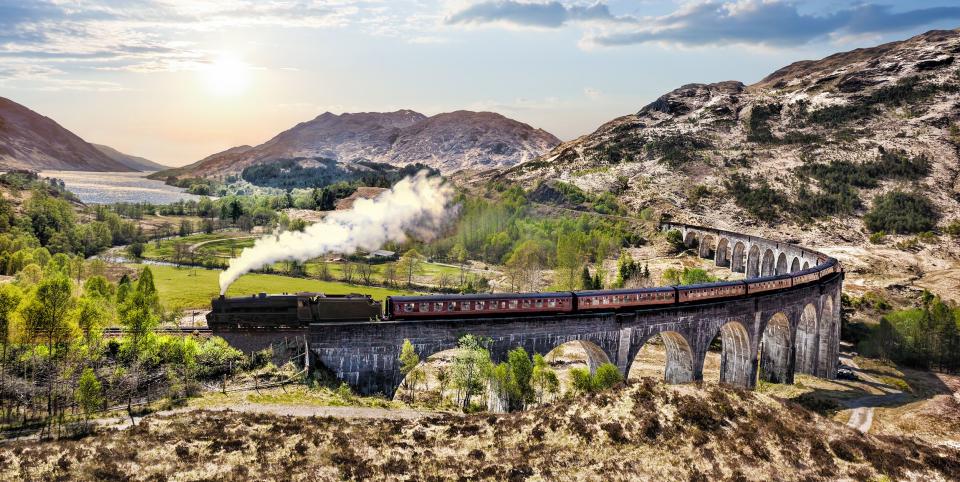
xmin=445 ymin=1 xmax=960 ymax=48
xmin=583 ymin=87 xmax=601 ymax=99
xmin=445 ymin=1 xmax=622 ymax=28
xmin=590 ymin=1 xmax=960 ymax=47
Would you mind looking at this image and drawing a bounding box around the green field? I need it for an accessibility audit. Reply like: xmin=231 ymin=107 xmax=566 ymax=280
xmin=134 ymin=264 xmax=414 ymax=310
xmin=142 ymin=232 xmax=255 ymax=260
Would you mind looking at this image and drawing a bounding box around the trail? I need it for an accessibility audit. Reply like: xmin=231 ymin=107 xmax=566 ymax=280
xmin=841 ymin=355 xmax=908 ymax=433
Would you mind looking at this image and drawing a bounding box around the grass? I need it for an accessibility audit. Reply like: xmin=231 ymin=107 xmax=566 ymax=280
xmin=134 ymin=263 xmax=413 ymax=309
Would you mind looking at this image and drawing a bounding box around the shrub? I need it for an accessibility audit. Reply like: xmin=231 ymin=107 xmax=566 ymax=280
xmin=946 ymin=220 xmax=960 ymax=237
xmin=664 ymin=230 xmax=684 ymax=253
xmin=723 ymin=174 xmax=787 ymax=222
xmin=868 ymin=231 xmax=886 ymax=244
xmin=593 ymin=363 xmax=623 ymax=390
xmin=863 ymin=191 xmax=939 ymax=234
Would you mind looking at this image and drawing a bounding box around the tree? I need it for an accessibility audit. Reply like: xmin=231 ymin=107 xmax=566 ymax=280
xmin=453 ymin=334 xmax=492 ymax=410
xmin=340 ymin=261 xmax=356 ymax=283
xmin=178 ymin=219 xmax=193 ymax=237
xmin=665 ymin=229 xmax=685 ymax=253
xmin=397 ymin=249 xmax=424 ymax=287
xmin=569 ymin=367 xmax=593 ymax=394
xmin=399 ymin=339 xmax=422 ymax=402
xmin=127 ymin=241 xmax=145 ymax=259
xmin=316 ymin=259 xmax=332 ymax=281
xmin=382 ymin=262 xmax=399 ymax=287
xmin=450 ymin=242 xmax=468 ymax=288
xmin=531 ymin=354 xmax=559 ymax=404
xmin=580 ymin=266 xmax=594 ymax=290
xmin=74 ymin=297 xmax=107 ymax=347
xmin=357 ymin=262 xmax=375 ymax=285
xmin=172 ymin=242 xmax=189 ymax=266
xmin=75 ymin=368 xmax=103 ymax=429
xmin=16 ymin=263 xmax=42 ymax=285
xmin=0 ymin=284 xmax=23 ymax=419
xmin=593 ymin=363 xmax=624 ymax=390
xmin=505 ymin=240 xmax=546 ymax=291
xmin=556 ymin=233 xmax=586 ymax=290
xmin=435 ymin=272 xmax=452 ymax=291
xmin=507 ymin=347 xmax=534 ymax=410
xmin=21 ymin=274 xmax=74 ymax=428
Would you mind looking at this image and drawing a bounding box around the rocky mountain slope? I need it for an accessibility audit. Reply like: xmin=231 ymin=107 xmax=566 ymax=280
xmin=0 ymin=97 xmax=134 ymax=172
xmin=154 ymin=109 xmax=559 ymax=180
xmin=490 ymin=29 xmax=960 ymax=249
xmin=92 ymin=144 xmax=167 ymax=172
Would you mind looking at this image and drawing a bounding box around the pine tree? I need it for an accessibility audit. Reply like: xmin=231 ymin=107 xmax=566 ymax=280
xmin=580 ymin=266 xmax=593 ymax=290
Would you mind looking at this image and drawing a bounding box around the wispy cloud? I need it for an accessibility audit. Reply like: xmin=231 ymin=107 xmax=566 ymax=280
xmin=445 ymin=1 xmax=622 ymax=28
xmin=444 ymin=1 xmax=960 ymax=48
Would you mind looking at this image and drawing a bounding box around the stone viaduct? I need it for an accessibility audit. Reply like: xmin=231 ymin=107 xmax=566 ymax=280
xmin=216 ymin=223 xmax=843 ymax=397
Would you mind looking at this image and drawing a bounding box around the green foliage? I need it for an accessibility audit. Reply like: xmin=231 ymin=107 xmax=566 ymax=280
xmin=647 ymin=133 xmax=712 ymax=167
xmin=593 ymin=363 xmax=624 ymax=390
xmin=806 ymin=76 xmax=954 ymax=127
xmin=661 ymin=267 xmax=717 ymax=286
xmin=452 ymin=334 xmax=492 ymax=410
xmin=530 ymin=354 xmax=559 ymax=404
xmin=864 ymin=191 xmax=939 ymax=234
xmin=723 ymin=174 xmax=788 ymax=222
xmin=947 ymin=220 xmax=960 ymax=237
xmin=869 ymin=231 xmax=887 ymax=244
xmin=506 ymin=347 xmax=534 ymax=410
xmin=664 ymin=229 xmax=685 ymax=253
xmin=858 ymin=294 xmax=960 ymax=372
xmin=568 ymin=363 xmax=623 ymax=394
xmin=747 ymin=103 xmax=781 ymax=143
xmin=195 ymin=337 xmax=245 ymax=378
xmin=76 ymin=368 xmax=103 ymax=419
xmin=399 ymin=339 xmax=420 ymax=377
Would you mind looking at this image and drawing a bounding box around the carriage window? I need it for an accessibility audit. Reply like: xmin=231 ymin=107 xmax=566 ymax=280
xmin=500 ymin=301 xmax=507 ymax=309
xmin=463 ymin=302 xmax=471 ymax=311
xmin=522 ymin=300 xmax=531 ymax=308
xmin=448 ymin=302 xmax=456 ymax=311
xmin=434 ymin=302 xmax=443 ymax=311
xmin=557 ymin=299 xmax=564 ymax=306
xmin=404 ymin=303 xmax=414 ymax=312
xmin=509 ymin=300 xmax=518 ymax=309
xmin=419 ymin=303 xmax=429 ymax=312
xmin=477 ymin=301 xmax=486 ymax=310
xmin=548 ymin=299 xmax=556 ymax=308
xmin=535 ymin=299 xmax=543 ymax=308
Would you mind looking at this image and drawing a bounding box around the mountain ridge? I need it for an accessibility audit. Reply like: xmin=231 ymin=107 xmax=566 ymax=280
xmin=0 ymin=97 xmax=134 ymax=172
xmin=153 ymin=109 xmax=560 ymax=180
xmin=489 ymin=28 xmax=960 ymax=249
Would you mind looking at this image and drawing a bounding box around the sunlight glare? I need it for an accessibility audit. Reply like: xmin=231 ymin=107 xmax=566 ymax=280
xmin=201 ymin=54 xmax=252 ymax=97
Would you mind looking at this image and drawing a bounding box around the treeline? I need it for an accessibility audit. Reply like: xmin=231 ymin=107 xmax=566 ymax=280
xmin=0 ymin=263 xmax=259 ymax=437
xmin=856 ymin=292 xmax=960 ymax=372
xmin=399 ymin=186 xmax=641 ymax=291
xmin=241 ymin=158 xmax=439 ymax=190
xmin=397 ymin=334 xmax=622 ymax=412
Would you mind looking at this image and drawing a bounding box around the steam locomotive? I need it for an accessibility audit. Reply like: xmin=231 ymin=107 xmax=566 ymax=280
xmin=208 ymin=259 xmax=841 ymax=330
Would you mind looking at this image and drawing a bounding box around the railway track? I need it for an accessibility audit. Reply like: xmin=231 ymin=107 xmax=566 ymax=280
xmin=102 ymin=327 xmax=212 ymax=337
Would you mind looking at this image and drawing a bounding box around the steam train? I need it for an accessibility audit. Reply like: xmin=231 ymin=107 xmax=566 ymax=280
xmin=208 ymin=259 xmax=841 ymax=330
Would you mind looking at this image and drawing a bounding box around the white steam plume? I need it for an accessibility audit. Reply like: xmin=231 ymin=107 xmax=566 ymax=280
xmin=219 ymin=172 xmax=453 ymax=294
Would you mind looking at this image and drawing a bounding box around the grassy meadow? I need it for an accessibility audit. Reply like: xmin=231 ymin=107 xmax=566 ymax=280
xmin=135 ymin=264 xmax=413 ymax=310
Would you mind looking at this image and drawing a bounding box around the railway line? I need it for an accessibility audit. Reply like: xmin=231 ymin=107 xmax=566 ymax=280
xmin=102 ymin=326 xmax=212 ymax=337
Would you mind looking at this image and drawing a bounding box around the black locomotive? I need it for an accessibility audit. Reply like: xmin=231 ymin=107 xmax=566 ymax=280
xmin=207 ymin=292 xmax=382 ymax=330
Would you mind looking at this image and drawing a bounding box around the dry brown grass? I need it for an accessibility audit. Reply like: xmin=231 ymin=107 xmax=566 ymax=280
xmin=2 ymin=380 xmax=958 ymax=481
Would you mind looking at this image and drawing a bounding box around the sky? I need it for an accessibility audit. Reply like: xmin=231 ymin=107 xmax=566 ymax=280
xmin=1 ymin=1 xmax=959 ymax=167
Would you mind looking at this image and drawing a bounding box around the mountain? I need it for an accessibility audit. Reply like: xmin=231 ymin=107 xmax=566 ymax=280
xmin=0 ymin=97 xmax=134 ymax=172
xmin=492 ymin=29 xmax=960 ymax=246
xmin=92 ymin=144 xmax=168 ymax=172
xmin=153 ymin=109 xmax=560 ymax=180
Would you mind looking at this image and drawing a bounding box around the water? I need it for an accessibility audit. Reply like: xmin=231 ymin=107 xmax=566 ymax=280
xmin=40 ymin=170 xmax=203 ymax=204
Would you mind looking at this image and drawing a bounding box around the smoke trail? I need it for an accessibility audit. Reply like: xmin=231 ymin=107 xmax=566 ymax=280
xmin=219 ymin=172 xmax=453 ymax=294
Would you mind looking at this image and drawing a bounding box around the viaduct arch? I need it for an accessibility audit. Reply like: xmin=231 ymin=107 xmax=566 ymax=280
xmin=216 ymin=223 xmax=842 ymax=397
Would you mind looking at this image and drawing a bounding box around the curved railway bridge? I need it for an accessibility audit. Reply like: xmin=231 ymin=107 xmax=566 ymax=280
xmin=215 ymin=223 xmax=843 ymax=397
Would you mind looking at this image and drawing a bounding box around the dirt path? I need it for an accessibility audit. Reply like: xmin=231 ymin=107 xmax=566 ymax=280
xmin=841 ymin=356 xmax=908 ymax=433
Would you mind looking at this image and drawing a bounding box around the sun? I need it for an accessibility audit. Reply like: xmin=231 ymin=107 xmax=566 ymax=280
xmin=201 ymin=54 xmax=252 ymax=97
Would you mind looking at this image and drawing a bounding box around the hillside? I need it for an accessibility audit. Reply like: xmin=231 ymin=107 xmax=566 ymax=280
xmin=0 ymin=97 xmax=134 ymax=172
xmin=492 ymin=29 xmax=960 ymax=250
xmin=92 ymin=144 xmax=168 ymax=172
xmin=152 ymin=109 xmax=559 ymax=180
xmin=3 ymin=381 xmax=958 ymax=480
